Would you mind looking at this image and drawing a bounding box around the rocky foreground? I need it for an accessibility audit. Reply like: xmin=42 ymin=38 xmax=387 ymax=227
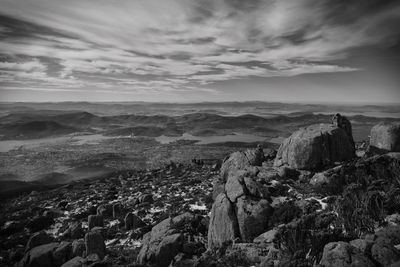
xmin=1 ymin=117 xmax=400 ymax=267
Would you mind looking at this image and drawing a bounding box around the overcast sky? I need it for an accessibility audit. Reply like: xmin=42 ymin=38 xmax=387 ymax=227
xmin=0 ymin=0 xmax=399 ymax=103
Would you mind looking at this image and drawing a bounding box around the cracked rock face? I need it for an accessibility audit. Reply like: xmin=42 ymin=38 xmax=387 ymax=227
xmin=274 ymin=124 xmax=355 ymax=170
xmin=208 ymin=148 xmax=272 ymax=248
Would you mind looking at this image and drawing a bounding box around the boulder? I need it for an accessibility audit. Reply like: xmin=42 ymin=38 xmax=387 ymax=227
xmin=274 ymin=124 xmax=355 ymax=170
xmin=136 ymin=212 xmax=205 ymax=267
xmin=225 ymin=170 xmax=269 ymax=203
xmin=20 ymin=242 xmax=59 ymax=267
xmin=236 ymin=197 xmax=273 ymax=242
xmin=84 ymin=231 xmax=106 ymax=259
xmin=253 ymin=229 xmax=278 ymax=245
xmin=20 ymin=242 xmax=73 ymax=267
xmin=320 ymin=241 xmax=375 ymax=267
xmin=207 ymin=193 xmax=240 ymax=249
xmin=137 ymin=216 xmax=185 ymax=267
xmin=220 ymin=147 xmax=264 ymax=182
xmin=369 ymin=122 xmax=400 ymax=154
xmin=371 ymin=242 xmax=400 ymax=267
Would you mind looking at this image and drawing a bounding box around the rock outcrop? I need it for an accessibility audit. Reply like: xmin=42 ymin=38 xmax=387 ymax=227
xmin=137 ymin=212 xmax=206 ymax=267
xmin=369 ymin=122 xmax=400 ymax=154
xmin=208 ymin=149 xmax=273 ymax=248
xmin=274 ymin=123 xmax=355 ymax=170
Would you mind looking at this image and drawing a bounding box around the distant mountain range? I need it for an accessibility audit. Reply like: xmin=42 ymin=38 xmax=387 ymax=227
xmin=0 ymin=109 xmax=399 ymax=141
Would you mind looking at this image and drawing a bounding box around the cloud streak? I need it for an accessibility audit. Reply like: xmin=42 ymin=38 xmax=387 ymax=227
xmin=0 ymin=0 xmax=399 ymax=99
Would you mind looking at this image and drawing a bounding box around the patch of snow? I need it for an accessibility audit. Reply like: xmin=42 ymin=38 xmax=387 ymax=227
xmin=190 ymin=203 xmax=207 ymax=211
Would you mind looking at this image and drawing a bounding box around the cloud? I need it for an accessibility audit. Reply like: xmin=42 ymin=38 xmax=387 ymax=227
xmin=0 ymin=0 xmax=399 ymax=96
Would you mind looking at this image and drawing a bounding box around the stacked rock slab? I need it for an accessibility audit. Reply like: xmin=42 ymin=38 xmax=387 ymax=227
xmin=208 ymin=148 xmax=272 ymax=249
xmin=369 ymin=122 xmax=400 ymax=154
xmin=274 ymin=123 xmax=355 ymax=170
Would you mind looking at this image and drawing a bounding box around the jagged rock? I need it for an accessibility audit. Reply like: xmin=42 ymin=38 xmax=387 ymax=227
xmin=72 ymin=239 xmax=85 ymax=257
xmin=60 ymin=256 xmax=84 ymax=267
xmin=236 ymin=196 xmax=273 ymax=242
xmin=124 ymin=212 xmax=145 ymax=230
xmin=26 ymin=216 xmax=55 ymax=232
xmin=25 ymin=231 xmax=54 ymax=252
xmin=220 ymin=147 xmax=264 ymax=182
xmin=274 ymin=124 xmax=355 ymax=170
xmin=88 ymin=215 xmax=103 ymax=230
xmin=320 ymin=241 xmax=375 ymax=267
xmin=207 ymin=193 xmax=239 ymax=249
xmin=84 ymin=231 xmax=106 ymax=259
xmin=369 ymin=122 xmax=400 ymax=154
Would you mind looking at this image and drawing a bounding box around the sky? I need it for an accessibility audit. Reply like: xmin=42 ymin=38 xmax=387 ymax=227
xmin=0 ymin=0 xmax=400 ymax=103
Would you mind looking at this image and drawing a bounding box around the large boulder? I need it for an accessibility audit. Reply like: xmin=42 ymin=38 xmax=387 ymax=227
xmin=236 ymin=197 xmax=273 ymax=242
xmin=208 ymin=161 xmax=272 ymax=248
xmin=137 ymin=212 xmax=205 ymax=267
xmin=208 ymin=193 xmax=240 ymax=249
xmin=19 ymin=242 xmax=73 ymax=267
xmin=220 ymin=147 xmax=264 ymax=183
xmin=369 ymin=122 xmax=400 ymax=154
xmin=274 ymin=124 xmax=355 ymax=170
xmin=320 ymin=241 xmax=375 ymax=267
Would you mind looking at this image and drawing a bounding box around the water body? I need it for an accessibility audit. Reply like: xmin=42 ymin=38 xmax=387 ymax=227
xmin=155 ymin=132 xmax=269 ymax=145
xmin=0 ymin=132 xmax=279 ymax=152
xmin=0 ymin=134 xmax=117 ymax=152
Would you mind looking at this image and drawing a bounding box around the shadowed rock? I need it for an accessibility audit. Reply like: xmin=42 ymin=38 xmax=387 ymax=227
xmin=88 ymin=215 xmax=103 ymax=230
xmin=84 ymin=231 xmax=106 ymax=259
